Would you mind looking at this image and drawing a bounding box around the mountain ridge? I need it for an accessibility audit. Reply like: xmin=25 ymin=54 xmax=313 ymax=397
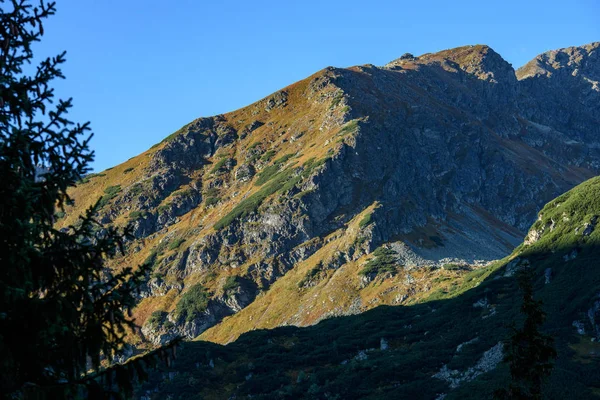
xmin=60 ymin=42 xmax=600 ymax=346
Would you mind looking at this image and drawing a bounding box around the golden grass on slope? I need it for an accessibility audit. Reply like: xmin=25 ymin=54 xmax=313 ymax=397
xmin=58 ymin=67 xmax=356 ymax=341
xmin=198 ymin=201 xmax=482 ymax=344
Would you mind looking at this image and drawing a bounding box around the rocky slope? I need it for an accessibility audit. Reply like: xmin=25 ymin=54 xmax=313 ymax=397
xmin=140 ymin=176 xmax=600 ymax=399
xmin=60 ymin=42 xmax=600 ymax=345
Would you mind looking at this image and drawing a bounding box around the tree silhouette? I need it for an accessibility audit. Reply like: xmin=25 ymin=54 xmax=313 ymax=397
xmin=0 ymin=1 xmax=178 ymax=398
xmin=495 ymin=268 xmax=557 ymax=399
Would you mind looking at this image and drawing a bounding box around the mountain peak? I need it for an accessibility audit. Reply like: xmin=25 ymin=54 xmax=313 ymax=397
xmin=386 ymin=44 xmax=516 ymax=84
xmin=517 ymin=41 xmax=600 ymax=83
xmin=516 ymin=42 xmax=600 ymax=139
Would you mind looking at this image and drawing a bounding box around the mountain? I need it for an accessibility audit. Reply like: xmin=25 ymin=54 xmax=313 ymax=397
xmin=141 ymin=175 xmax=600 ymax=399
xmin=59 ymin=42 xmax=600 ymax=346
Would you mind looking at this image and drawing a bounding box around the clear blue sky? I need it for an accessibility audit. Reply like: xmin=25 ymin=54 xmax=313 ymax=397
xmin=36 ymin=0 xmax=599 ymax=172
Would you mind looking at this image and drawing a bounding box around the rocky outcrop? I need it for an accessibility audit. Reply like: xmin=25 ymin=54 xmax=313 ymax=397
xmin=150 ymin=116 xmax=237 ymax=172
xmin=264 ymin=90 xmax=288 ymax=112
xmin=517 ymin=42 xmax=600 ymax=146
xmin=234 ymin=163 xmax=255 ymax=182
xmin=141 ymin=302 xmax=228 ymax=346
xmin=141 ymin=279 xmax=259 ymax=345
xmin=433 ymin=342 xmax=504 ymax=389
xmin=129 ymin=188 xmax=202 ymax=239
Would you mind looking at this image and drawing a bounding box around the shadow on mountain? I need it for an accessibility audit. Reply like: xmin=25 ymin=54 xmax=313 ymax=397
xmin=139 ymin=240 xmax=600 ymax=400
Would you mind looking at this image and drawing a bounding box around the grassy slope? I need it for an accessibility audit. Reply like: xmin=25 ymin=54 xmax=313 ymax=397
xmin=200 ymin=203 xmax=482 ymax=343
xmin=56 ymin=69 xmax=353 ymax=331
xmin=141 ymin=177 xmax=600 ymax=399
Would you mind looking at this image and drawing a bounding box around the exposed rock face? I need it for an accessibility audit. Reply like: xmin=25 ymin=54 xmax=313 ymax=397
xmin=234 ymin=163 xmax=255 ymax=182
xmin=264 ymin=90 xmax=288 ymax=112
xmin=517 ymin=42 xmax=600 ymax=146
xmin=141 ymin=278 xmax=259 ymax=344
xmin=141 ymin=302 xmax=228 ymax=346
xmin=65 ymin=42 xmax=600 ymax=343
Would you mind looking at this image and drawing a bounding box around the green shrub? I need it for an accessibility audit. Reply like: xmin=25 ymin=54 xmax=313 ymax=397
xmin=338 ymin=119 xmax=359 ymax=136
xmin=129 ymin=210 xmax=149 ymax=220
xmin=77 ymin=172 xmax=106 ymax=184
xmin=273 ymin=153 xmax=294 ymax=165
xmin=205 ymin=197 xmax=220 ymax=207
xmin=301 ymin=157 xmax=328 ymax=178
xmin=97 ymin=185 xmax=121 ymax=208
xmin=203 ymin=187 xmax=219 ymax=197
xmin=442 ymin=263 xmax=469 ymax=271
xmin=54 ymin=211 xmax=66 ymax=220
xmin=359 ymin=247 xmax=398 ymax=276
xmin=298 ymin=263 xmax=323 ymax=288
xmin=255 ymin=153 xmax=295 ymax=186
xmin=129 ymin=183 xmax=144 ymax=196
xmin=248 ymin=141 xmax=262 ymax=149
xmin=168 ymin=238 xmax=186 ymax=251
xmin=294 ymin=189 xmax=315 ymax=199
xmin=123 ymin=167 xmax=134 ymax=174
xmin=143 ymin=250 xmax=159 ymax=268
xmin=260 ymin=150 xmax=276 ymax=162
xmin=157 ymin=122 xmax=191 ymax=146
xmin=255 ymin=164 xmax=281 ymax=186
xmin=358 ymin=213 xmax=373 ymax=229
xmin=210 ymin=157 xmax=232 ymax=174
xmin=214 ymin=167 xmax=299 ymax=230
xmin=354 ymin=235 xmax=367 ymax=247
xmin=248 ymin=153 xmax=262 ymax=163
xmin=157 ymin=204 xmax=171 ymax=214
xmin=147 ymin=310 xmax=167 ymax=327
xmin=214 ymin=156 xmax=329 ymax=230
xmin=163 ymin=320 xmax=174 ymax=330
xmin=103 ymin=185 xmax=121 ymax=197
xmin=223 ymin=276 xmax=241 ymax=292
xmin=176 ymin=284 xmax=210 ymax=323
xmin=330 ymin=91 xmax=344 ymax=109
xmin=152 ymin=239 xmax=170 ymax=257
xmin=97 ymin=197 xmax=110 ymax=208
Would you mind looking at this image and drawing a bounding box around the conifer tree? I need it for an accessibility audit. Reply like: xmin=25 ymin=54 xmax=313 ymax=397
xmin=0 ymin=1 xmax=178 ymax=398
xmin=495 ymin=269 xmax=557 ymax=400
